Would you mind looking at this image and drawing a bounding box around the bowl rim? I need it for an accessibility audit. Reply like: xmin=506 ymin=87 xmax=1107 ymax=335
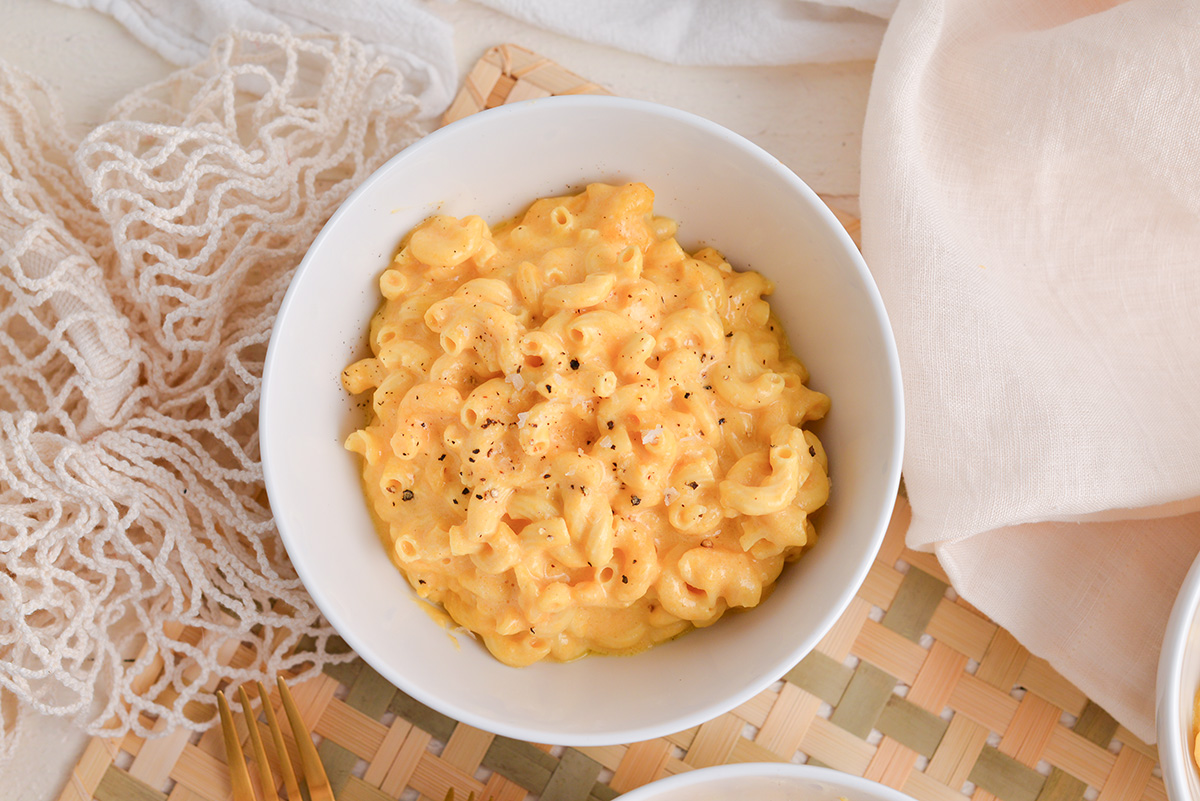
xmin=1157 ymin=549 xmax=1200 ymax=800
xmin=615 ymin=762 xmax=921 ymax=801
xmin=260 ymin=94 xmax=905 ymax=745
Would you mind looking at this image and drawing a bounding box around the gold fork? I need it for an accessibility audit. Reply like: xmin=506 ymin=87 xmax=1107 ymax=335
xmin=216 ymin=676 xmax=334 ymax=801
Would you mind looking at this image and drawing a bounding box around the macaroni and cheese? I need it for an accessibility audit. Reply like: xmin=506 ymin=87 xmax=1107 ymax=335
xmin=342 ymin=182 xmax=831 ymax=667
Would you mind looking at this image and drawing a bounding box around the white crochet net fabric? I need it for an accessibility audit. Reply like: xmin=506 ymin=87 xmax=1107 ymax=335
xmin=0 ymin=29 xmax=427 ymax=757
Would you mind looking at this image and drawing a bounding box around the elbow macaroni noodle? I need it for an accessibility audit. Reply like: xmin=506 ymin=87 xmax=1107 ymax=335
xmin=342 ymin=182 xmax=831 ymax=666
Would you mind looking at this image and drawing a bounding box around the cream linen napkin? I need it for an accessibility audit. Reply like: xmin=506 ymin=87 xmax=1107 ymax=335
xmin=861 ymin=0 xmax=1200 ymax=743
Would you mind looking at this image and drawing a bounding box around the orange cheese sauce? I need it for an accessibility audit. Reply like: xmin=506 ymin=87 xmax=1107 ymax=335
xmin=343 ymin=183 xmax=830 ymax=666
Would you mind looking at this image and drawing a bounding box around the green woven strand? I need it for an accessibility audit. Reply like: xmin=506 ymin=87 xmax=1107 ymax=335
xmin=93 ymin=767 xmax=167 ymax=801
xmin=830 ymin=661 xmax=897 ymax=738
xmin=881 ymin=567 xmax=947 ymax=642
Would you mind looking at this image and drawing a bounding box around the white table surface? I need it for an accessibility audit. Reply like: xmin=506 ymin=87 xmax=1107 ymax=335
xmin=0 ymin=1 xmax=873 ymax=797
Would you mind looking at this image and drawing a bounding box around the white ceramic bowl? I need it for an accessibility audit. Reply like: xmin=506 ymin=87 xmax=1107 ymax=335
xmin=618 ymin=763 xmax=920 ymax=801
xmin=1158 ymin=551 xmax=1200 ymax=801
xmin=261 ymin=96 xmax=903 ymax=745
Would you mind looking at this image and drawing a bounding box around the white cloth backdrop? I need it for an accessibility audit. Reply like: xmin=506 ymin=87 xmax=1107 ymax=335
xmin=39 ymin=0 xmax=1200 ymax=747
xmin=468 ymin=0 xmax=896 ymax=65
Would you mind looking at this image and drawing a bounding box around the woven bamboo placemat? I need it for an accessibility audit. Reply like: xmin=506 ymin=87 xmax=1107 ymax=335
xmin=60 ymin=44 xmax=1161 ymax=801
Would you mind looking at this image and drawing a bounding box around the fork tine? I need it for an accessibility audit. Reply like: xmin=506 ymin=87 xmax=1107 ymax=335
xmin=217 ymin=691 xmax=257 ymax=801
xmin=237 ymin=685 xmax=280 ymax=801
xmin=277 ymin=675 xmax=335 ymax=801
xmin=255 ymin=680 xmax=302 ymax=801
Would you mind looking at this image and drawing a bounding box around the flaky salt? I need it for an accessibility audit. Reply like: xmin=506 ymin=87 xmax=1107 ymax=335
xmin=641 ymin=425 xmax=664 ymax=445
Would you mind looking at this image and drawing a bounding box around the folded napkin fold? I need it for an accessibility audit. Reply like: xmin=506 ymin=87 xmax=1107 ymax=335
xmin=861 ymin=0 xmax=1200 ymax=743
